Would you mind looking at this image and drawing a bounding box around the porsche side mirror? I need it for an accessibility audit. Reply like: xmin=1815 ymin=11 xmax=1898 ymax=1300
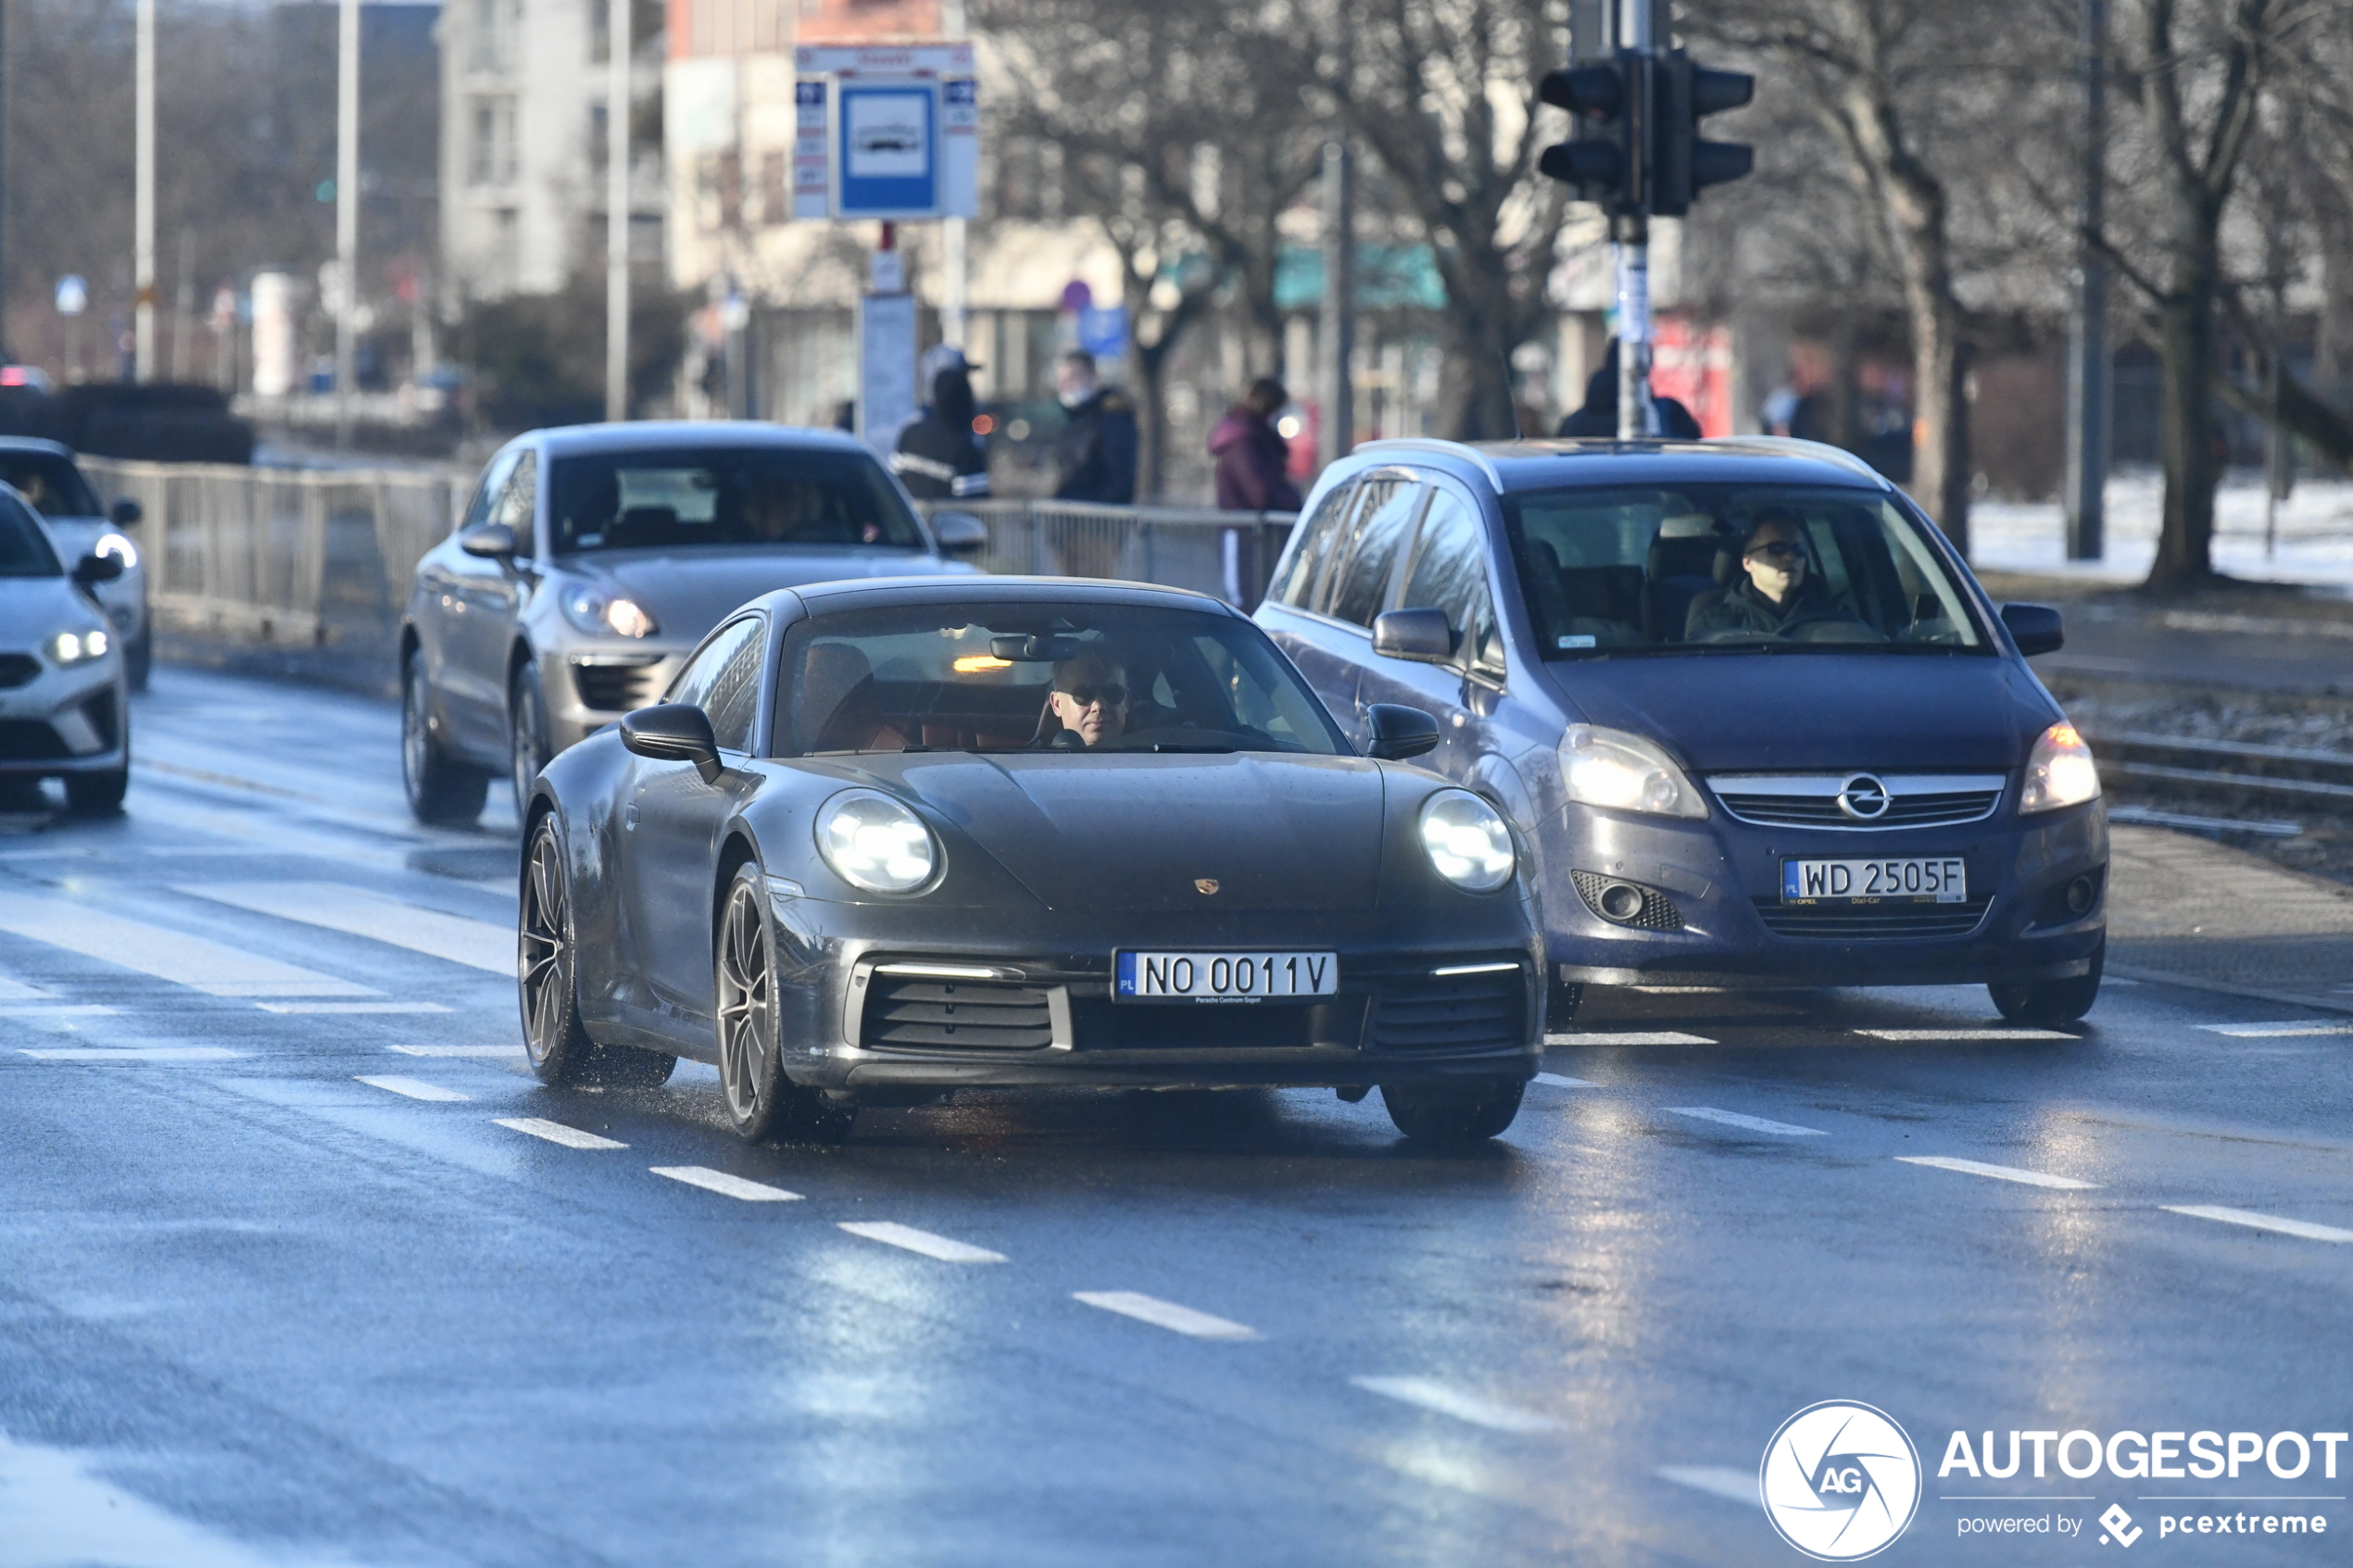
xmin=71 ymin=552 xmax=125 ymax=587
xmin=932 ymin=511 xmax=988 ymax=557
xmin=1365 ymin=702 xmax=1441 ymax=761
xmin=1372 ymin=608 xmax=1457 ymax=664
xmin=459 ymin=521 xmax=521 ymax=559
xmin=621 ymin=703 xmax=724 ymax=784
xmin=2000 ymin=602 xmax=2064 ymax=657
xmin=109 ymin=497 xmax=143 ymax=527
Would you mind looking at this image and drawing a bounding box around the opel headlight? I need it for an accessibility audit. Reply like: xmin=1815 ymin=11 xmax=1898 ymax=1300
xmin=95 ymin=533 xmax=138 ymax=570
xmin=815 ymin=790 xmax=939 ymax=894
xmin=1418 ymin=792 xmax=1516 ymax=893
xmin=1558 ymin=724 xmax=1708 ymax=818
xmin=2020 ymin=721 xmax=2100 ymax=813
xmin=47 ymin=628 xmax=109 ymax=667
xmin=560 ymin=584 xmax=660 ymax=639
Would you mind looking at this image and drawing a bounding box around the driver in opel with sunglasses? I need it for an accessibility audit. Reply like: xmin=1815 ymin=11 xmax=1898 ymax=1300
xmin=1684 ymin=510 xmax=1871 ymax=642
xmin=1042 ymin=651 xmax=1131 ymax=747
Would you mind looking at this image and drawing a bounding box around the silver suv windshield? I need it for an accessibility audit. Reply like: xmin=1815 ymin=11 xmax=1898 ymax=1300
xmin=1502 ymin=483 xmax=1987 ymax=657
xmin=547 ymin=445 xmax=925 ymax=555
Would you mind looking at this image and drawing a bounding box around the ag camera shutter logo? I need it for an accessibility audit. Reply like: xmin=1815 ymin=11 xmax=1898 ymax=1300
xmin=1761 ymin=1400 xmax=1922 ymax=1560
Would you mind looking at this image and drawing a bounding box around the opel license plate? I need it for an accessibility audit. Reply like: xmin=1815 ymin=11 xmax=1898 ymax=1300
xmin=1781 ymin=858 xmax=1966 ymax=904
xmin=1114 ymin=950 xmax=1338 ymax=1004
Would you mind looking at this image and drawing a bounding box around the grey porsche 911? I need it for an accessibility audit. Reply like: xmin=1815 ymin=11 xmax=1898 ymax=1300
xmin=519 ymin=577 xmax=1544 ymax=1145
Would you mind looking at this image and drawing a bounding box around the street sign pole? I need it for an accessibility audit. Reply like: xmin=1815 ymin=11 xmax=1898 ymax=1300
xmin=604 ymin=0 xmax=631 ymax=422
xmin=134 ymin=0 xmax=156 ymax=383
xmin=2063 ymin=0 xmax=2108 ymax=560
xmin=1614 ymin=0 xmax=1656 ymax=439
xmin=1319 ymin=137 xmax=1353 ymax=467
xmin=333 ymin=0 xmax=359 ymax=446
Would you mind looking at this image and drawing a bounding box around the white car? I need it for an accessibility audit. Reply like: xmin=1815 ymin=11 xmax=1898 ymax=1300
xmin=0 ymin=482 xmax=129 ymax=811
xmin=0 ymin=438 xmax=148 ymax=689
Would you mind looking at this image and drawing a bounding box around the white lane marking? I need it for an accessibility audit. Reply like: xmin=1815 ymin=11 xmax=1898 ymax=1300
xmin=652 ymin=1166 xmax=804 ymax=1202
xmin=176 ymin=882 xmax=511 ymax=974
xmin=0 ymin=893 xmax=378 ymax=997
xmin=1547 ymin=1031 xmax=1718 ymax=1046
xmin=837 ymin=1221 xmax=1006 ymax=1262
xmin=2162 ymin=1205 xmax=2353 ymax=1244
xmin=2197 ymin=1021 xmax=2353 ymax=1038
xmin=356 ymin=1075 xmax=472 ymax=1103
xmin=1350 ymin=1376 xmax=1564 ymax=1433
xmin=1535 ymin=1072 xmax=1597 ymax=1088
xmin=0 ymin=1430 xmax=296 ymax=1568
xmin=390 ymin=1045 xmax=525 ymax=1058
xmin=0 ymin=976 xmax=57 ymax=1000
xmin=1658 ymin=1465 xmax=1762 ymax=1507
xmin=0 ymin=1004 xmax=117 ymax=1018
xmin=1856 ymin=1028 xmax=2081 ymax=1041
xmin=258 ymin=1000 xmax=453 ymax=1015
xmin=21 ymin=1047 xmax=243 ymax=1062
xmin=1072 ymin=1290 xmax=1257 ymax=1339
xmin=1895 ymin=1156 xmax=2099 ymax=1190
xmin=495 ymin=1117 xmax=626 ymax=1150
xmin=1667 ymin=1106 xmax=1827 ymax=1136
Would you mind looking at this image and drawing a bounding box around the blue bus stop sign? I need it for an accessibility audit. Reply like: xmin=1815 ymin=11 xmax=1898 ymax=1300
xmin=836 ymin=83 xmax=938 ymax=218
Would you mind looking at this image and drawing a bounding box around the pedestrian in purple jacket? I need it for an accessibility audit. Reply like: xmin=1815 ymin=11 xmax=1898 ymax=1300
xmin=1209 ymin=378 xmax=1303 ymax=512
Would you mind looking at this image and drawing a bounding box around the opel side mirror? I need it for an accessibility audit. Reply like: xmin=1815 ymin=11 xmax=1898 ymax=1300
xmin=1365 ymin=703 xmax=1441 ymax=761
xmin=621 ymin=703 xmax=724 ymax=784
xmin=1999 ymin=603 xmax=2064 ymax=657
xmin=932 ymin=511 xmax=988 ymax=557
xmin=1372 ymin=608 xmax=1457 ymax=664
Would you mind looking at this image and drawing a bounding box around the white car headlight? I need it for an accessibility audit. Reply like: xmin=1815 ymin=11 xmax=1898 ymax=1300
xmin=815 ymin=790 xmax=939 ymax=894
xmin=560 ymin=584 xmax=659 ymax=639
xmin=95 ymin=533 xmax=138 ymax=570
xmin=2020 ymin=721 xmax=2100 ymax=813
xmin=1558 ymin=724 xmax=1707 ymax=818
xmin=1418 ymin=792 xmax=1516 ymax=893
xmin=47 ymin=628 xmax=109 ymax=667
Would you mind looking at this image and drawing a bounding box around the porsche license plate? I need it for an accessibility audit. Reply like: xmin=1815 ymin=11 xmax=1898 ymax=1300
xmin=1114 ymin=950 xmax=1338 ymax=1004
xmin=1781 ymin=858 xmax=1967 ymax=904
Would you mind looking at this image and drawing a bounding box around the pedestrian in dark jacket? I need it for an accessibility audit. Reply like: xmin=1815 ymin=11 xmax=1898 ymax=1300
xmin=1051 ymin=350 xmax=1139 ymax=504
xmin=1557 ymin=339 xmax=1703 ymax=439
xmin=1209 ymin=378 xmax=1303 ymax=512
xmin=891 ymin=365 xmax=992 ymax=501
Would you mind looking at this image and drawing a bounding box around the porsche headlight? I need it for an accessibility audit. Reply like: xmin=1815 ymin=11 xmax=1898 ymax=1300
xmin=815 ymin=790 xmax=939 ymax=894
xmin=47 ymin=628 xmax=109 ymax=667
xmin=1558 ymin=724 xmax=1707 ymax=818
xmin=2020 ymin=721 xmax=2100 ymax=813
xmin=95 ymin=533 xmax=138 ymax=570
xmin=1418 ymin=792 xmax=1516 ymax=893
xmin=560 ymin=584 xmax=660 ymax=639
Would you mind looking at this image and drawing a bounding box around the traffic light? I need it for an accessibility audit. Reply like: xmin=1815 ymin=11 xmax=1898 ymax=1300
xmin=1538 ymin=58 xmax=1639 ymax=215
xmin=1651 ymin=51 xmax=1753 ymax=217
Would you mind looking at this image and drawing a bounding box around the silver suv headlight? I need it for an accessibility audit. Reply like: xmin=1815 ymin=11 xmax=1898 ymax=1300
xmin=1418 ymin=791 xmax=1516 ymax=892
xmin=560 ymin=584 xmax=659 ymax=639
xmin=815 ymin=790 xmax=939 ymax=894
xmin=1558 ymin=724 xmax=1707 ymax=818
xmin=47 ymin=628 xmax=110 ymax=667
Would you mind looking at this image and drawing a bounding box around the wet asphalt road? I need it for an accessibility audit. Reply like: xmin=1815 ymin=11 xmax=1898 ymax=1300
xmin=0 ymin=668 xmax=2347 ymax=1568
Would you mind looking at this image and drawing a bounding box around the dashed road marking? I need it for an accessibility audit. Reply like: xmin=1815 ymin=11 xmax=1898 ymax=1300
xmin=1549 ymin=1031 xmax=1718 ymax=1046
xmin=2161 ymin=1205 xmax=2353 ymax=1244
xmin=1658 ymin=1466 xmax=1761 ymax=1507
xmin=1534 ymin=1072 xmax=1598 ymax=1088
xmin=495 ymin=1117 xmax=626 ymax=1150
xmin=1895 ymin=1156 xmax=2099 ymax=1190
xmin=0 ymin=977 xmax=57 ymax=1001
xmin=258 ymin=1000 xmax=454 ymax=1015
xmin=0 ymin=893 xmax=378 ymax=997
xmin=1856 ymin=1028 xmax=2081 ymax=1041
xmin=1072 ymin=1290 xmax=1256 ymax=1339
xmin=1667 ymin=1106 xmax=1826 ymax=1136
xmin=356 ymin=1075 xmax=471 ymax=1102
xmin=2196 ymin=1022 xmax=2353 ymax=1039
xmin=178 ymin=882 xmax=511 ymax=973
xmin=390 ymin=1045 xmax=526 ymax=1058
xmin=838 ymin=1221 xmax=1005 ymax=1262
xmin=21 ymin=1047 xmax=243 ymax=1062
xmin=652 ymin=1166 xmax=803 ymax=1202
xmin=0 ymin=1004 xmax=117 ymax=1019
xmin=1350 ymin=1376 xmax=1564 ymax=1433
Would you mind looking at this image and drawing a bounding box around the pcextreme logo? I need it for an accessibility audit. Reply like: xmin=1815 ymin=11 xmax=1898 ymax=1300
xmin=1761 ymin=1400 xmax=1924 ymax=1561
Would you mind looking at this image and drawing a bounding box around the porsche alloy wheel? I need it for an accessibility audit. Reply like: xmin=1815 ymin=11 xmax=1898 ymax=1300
xmin=520 ymin=815 xmax=673 ymax=1088
xmin=403 ymin=646 xmax=488 ymax=825
xmin=714 ymin=859 xmax=855 ymax=1145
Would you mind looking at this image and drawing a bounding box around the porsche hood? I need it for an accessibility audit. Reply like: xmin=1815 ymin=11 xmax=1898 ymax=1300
xmin=875 ymin=752 xmax=1389 ymax=912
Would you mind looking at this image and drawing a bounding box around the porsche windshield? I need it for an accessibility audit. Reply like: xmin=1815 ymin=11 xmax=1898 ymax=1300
xmin=547 ymin=446 xmax=925 ymax=554
xmin=1503 ymin=483 xmax=1987 ymax=657
xmin=777 ymin=603 xmax=1349 ymax=758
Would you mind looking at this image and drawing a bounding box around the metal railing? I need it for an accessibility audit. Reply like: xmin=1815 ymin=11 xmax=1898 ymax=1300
xmin=916 ymin=498 xmax=1298 ymax=608
xmin=83 ymin=458 xmax=466 ymax=646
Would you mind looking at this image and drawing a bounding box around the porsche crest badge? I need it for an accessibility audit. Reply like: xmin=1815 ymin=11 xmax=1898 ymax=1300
xmin=1194 ymin=878 xmax=1220 ymax=896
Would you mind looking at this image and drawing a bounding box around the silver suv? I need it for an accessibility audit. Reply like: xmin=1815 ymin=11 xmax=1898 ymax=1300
xmin=398 ymin=422 xmax=985 ymax=824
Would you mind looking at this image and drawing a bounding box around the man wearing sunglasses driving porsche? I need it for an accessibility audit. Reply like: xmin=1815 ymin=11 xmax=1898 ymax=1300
xmin=1684 ymin=511 xmax=1874 ymax=643
xmin=1043 ymin=651 xmax=1130 ymax=747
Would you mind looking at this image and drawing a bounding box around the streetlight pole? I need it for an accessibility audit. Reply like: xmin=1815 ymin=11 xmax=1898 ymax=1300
xmin=1318 ymin=137 xmax=1353 ymax=468
xmin=2062 ymin=0 xmax=2108 ymax=559
xmin=604 ymin=0 xmax=631 ymax=422
xmin=1613 ymin=0 xmax=1657 ymax=438
xmin=134 ymin=0 xmax=155 ymax=382
xmin=942 ymin=0 xmax=969 ymax=355
xmin=333 ymin=0 xmax=359 ymax=447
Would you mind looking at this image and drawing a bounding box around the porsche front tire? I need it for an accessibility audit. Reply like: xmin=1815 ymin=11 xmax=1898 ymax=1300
xmin=403 ymin=646 xmax=489 ymax=825
xmin=1380 ymin=1078 xmax=1525 ymax=1144
xmin=521 ymin=814 xmax=676 ymax=1089
xmin=715 ymin=861 xmax=788 ymax=1140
